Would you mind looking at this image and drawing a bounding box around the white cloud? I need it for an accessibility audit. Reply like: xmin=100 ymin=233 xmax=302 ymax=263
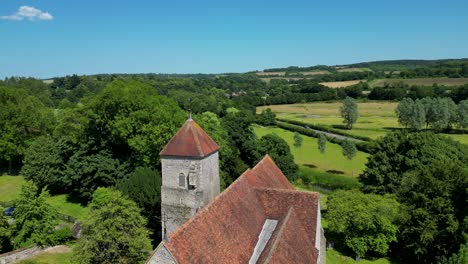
xmin=1 ymin=6 xmax=53 ymax=21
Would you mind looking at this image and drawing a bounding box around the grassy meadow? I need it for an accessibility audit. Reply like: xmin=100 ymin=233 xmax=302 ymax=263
xmin=257 ymin=101 xmax=468 ymax=144
xmin=19 ymin=251 xmax=74 ymax=264
xmin=368 ymin=77 xmax=468 ymax=87
xmin=0 ymin=175 xmax=25 ymax=202
xmin=0 ymin=175 xmax=88 ymax=221
xmin=254 ymin=126 xmax=368 ymax=176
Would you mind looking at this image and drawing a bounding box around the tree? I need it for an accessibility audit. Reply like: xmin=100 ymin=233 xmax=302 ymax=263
xmin=341 ymin=140 xmax=357 ymax=160
xmin=11 ymin=182 xmax=57 ymax=249
xmin=74 ymin=188 xmax=151 ymax=264
xmin=21 ymin=136 xmax=70 ymax=193
xmin=0 ymin=86 xmax=53 ymax=174
xmin=395 ymin=98 xmax=414 ymax=128
xmin=258 ymin=134 xmax=298 ymax=180
xmin=222 ymin=111 xmax=260 ymax=167
xmin=293 ymin=132 xmax=303 ymax=148
xmin=456 ymin=99 xmax=468 ymax=128
xmin=318 ymin=134 xmax=327 ymax=154
xmin=443 ymin=242 xmax=468 ymax=264
xmin=257 ymin=108 xmax=276 ymax=126
xmin=327 ymin=190 xmax=399 ymax=260
xmin=195 ymin=112 xmax=246 ymax=186
xmin=424 ymin=97 xmax=456 ymax=131
xmin=85 ymin=80 xmax=186 ymax=168
xmin=0 ymin=207 xmax=10 ymax=252
xmin=359 ymin=132 xmax=468 ymax=262
xmin=409 ymin=99 xmax=426 ymax=130
xmin=65 ymin=149 xmax=128 ymax=200
xmin=340 ymin=96 xmax=359 ymax=129
xmin=116 ymin=167 xmax=161 ymax=245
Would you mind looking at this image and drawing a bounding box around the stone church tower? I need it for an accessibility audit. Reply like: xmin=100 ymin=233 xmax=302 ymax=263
xmin=159 ymin=117 xmax=220 ymax=240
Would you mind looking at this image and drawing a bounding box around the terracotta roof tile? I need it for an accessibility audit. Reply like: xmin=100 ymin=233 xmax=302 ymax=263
xmin=160 ymin=156 xmax=320 ymax=264
xmin=159 ymin=118 xmax=220 ymax=157
xmin=245 ymin=155 xmax=294 ymax=190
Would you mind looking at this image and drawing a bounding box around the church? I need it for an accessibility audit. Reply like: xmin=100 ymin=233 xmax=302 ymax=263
xmin=147 ymin=117 xmax=326 ymax=264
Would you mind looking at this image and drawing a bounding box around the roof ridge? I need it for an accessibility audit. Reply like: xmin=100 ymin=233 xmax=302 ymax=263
xmin=159 ymin=119 xmax=219 ymax=157
xmin=254 ymin=187 xmax=320 ymax=197
xmin=190 ymin=121 xmax=204 ymax=156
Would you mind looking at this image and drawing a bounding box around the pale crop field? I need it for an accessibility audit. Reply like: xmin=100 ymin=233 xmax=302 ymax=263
xmin=319 ymin=80 xmax=366 ymax=88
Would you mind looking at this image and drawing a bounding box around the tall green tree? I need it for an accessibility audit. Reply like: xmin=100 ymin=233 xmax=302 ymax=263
xmin=116 ymin=167 xmax=161 ymax=246
xmin=395 ymin=97 xmax=414 ymax=128
xmin=0 ymin=207 xmax=10 ymax=252
xmin=318 ymin=134 xmax=327 ymax=154
xmin=359 ymin=132 xmax=468 ymax=263
xmin=258 ymin=134 xmax=298 ymax=180
xmin=75 ymin=188 xmax=151 ymax=264
xmin=293 ymin=132 xmax=303 ymax=148
xmin=222 ymin=111 xmax=260 ymax=167
xmin=456 ymin=99 xmax=468 ymax=128
xmin=340 ymin=96 xmax=359 ymax=129
xmin=341 ymin=140 xmax=357 ymax=160
xmin=195 ymin=112 xmax=246 ymax=186
xmin=327 ymin=190 xmax=399 ymax=260
xmin=257 ymin=108 xmax=276 ymax=126
xmin=409 ymin=99 xmax=426 ymax=130
xmin=0 ymin=86 xmax=53 ymax=174
xmin=11 ymin=182 xmax=57 ymax=249
xmin=85 ymin=80 xmax=186 ymax=167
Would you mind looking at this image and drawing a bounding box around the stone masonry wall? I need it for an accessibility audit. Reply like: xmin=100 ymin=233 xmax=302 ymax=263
xmin=161 ymin=152 xmax=219 ymax=239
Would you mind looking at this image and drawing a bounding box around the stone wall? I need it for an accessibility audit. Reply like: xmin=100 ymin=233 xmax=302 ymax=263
xmin=146 ymin=243 xmax=177 ymax=264
xmin=160 ymin=152 xmax=219 ymax=239
xmin=0 ymin=246 xmax=45 ymax=264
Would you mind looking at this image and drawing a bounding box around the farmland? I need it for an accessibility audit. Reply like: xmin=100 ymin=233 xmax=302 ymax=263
xmin=320 ymin=80 xmax=365 ymax=88
xmin=368 ymin=77 xmax=468 ymax=87
xmin=253 ymin=126 xmax=368 ymax=176
xmin=257 ymin=101 xmax=468 ymax=144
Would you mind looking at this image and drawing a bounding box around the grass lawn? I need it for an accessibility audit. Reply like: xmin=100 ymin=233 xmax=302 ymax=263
xmin=19 ymin=252 xmax=75 ymax=264
xmin=47 ymin=194 xmax=89 ymax=221
xmin=327 ymin=249 xmax=392 ymax=264
xmin=257 ymin=101 xmax=468 ymax=144
xmin=0 ymin=175 xmax=25 ymax=202
xmin=0 ymin=175 xmax=88 ymax=220
xmin=254 ymin=126 xmax=368 ymax=176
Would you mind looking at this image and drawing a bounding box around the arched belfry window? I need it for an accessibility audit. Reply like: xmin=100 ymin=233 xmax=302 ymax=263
xmin=179 ymin=173 xmax=185 ymax=187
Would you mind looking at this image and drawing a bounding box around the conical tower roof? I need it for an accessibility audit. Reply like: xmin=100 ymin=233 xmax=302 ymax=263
xmin=159 ymin=118 xmax=220 ymax=157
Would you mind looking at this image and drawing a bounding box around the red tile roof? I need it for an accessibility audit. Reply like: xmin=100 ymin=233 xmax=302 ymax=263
xmin=162 ymin=155 xmax=321 ymax=264
xmin=159 ymin=118 xmax=220 ymax=157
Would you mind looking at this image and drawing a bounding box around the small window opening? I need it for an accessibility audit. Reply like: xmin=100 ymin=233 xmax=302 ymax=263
xmin=179 ymin=173 xmax=185 ymax=187
xmin=188 ymin=173 xmax=196 ymax=190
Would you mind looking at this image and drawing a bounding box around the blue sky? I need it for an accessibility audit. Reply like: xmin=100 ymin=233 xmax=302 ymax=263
xmin=1 ymin=0 xmax=467 ymax=78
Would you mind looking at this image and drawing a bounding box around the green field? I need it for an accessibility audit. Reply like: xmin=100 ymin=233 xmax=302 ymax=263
xmin=19 ymin=251 xmax=74 ymax=264
xmin=0 ymin=175 xmax=25 ymax=202
xmin=254 ymin=126 xmax=368 ymax=176
xmin=0 ymin=175 xmax=88 ymax=221
xmin=327 ymin=249 xmax=391 ymax=264
xmin=369 ymin=77 xmax=468 ymax=88
xmin=47 ymin=195 xmax=89 ymax=221
xmin=257 ymin=101 xmax=468 ymax=144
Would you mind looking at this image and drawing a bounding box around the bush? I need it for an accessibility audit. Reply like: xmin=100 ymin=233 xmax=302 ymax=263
xmin=47 ymin=228 xmax=73 ymax=245
xmin=277 ymin=118 xmax=372 ymax=141
xmin=298 ymin=168 xmax=362 ymax=190
xmin=276 ymin=121 xmax=375 ymax=153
